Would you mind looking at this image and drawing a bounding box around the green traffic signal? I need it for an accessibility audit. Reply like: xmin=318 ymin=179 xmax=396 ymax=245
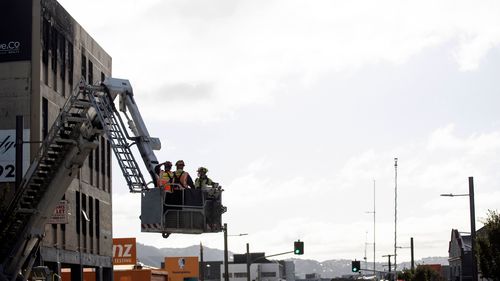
xmin=351 ymin=260 xmax=361 ymax=272
xmin=294 ymin=240 xmax=304 ymax=255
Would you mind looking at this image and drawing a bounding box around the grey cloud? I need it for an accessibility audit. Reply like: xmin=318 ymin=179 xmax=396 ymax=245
xmin=155 ymin=82 xmax=215 ymax=101
xmin=144 ymin=0 xmax=240 ymax=22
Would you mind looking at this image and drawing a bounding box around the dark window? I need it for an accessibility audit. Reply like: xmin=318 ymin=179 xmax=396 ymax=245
xmin=42 ymin=18 xmax=49 ymax=65
xmin=89 ymin=151 xmax=93 ymax=185
xmin=81 ymin=194 xmax=87 ymax=235
xmin=101 ymin=72 xmax=105 ymax=82
xmin=52 ymin=223 xmax=57 ymax=244
xmin=75 ymin=191 xmax=80 ymax=234
xmin=68 ymin=43 xmax=74 ymax=85
xmin=101 ymin=137 xmax=106 ymax=189
xmin=89 ymin=196 xmax=94 ymax=237
xmin=42 ymin=98 xmax=48 ymax=139
xmin=81 ymin=54 xmax=86 ymax=82
xmin=59 ymin=34 xmax=66 ymax=81
xmin=95 ymin=142 xmax=99 ymax=188
xmin=95 ymin=198 xmax=100 ymax=236
xmin=88 ymin=60 xmax=93 ymax=84
xmin=50 ymin=26 xmax=57 ymax=72
xmin=106 ymin=140 xmax=111 ymax=192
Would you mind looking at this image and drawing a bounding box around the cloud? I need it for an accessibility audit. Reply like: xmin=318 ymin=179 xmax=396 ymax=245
xmin=59 ymin=0 xmax=500 ymax=122
xmin=200 ymin=125 xmax=500 ymax=260
xmin=155 ymin=82 xmax=215 ymax=101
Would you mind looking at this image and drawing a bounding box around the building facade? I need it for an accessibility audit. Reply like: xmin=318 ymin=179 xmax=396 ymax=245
xmin=219 ymin=253 xmax=294 ymax=281
xmin=0 ymin=0 xmax=113 ymax=280
xmin=448 ymin=229 xmax=473 ymax=281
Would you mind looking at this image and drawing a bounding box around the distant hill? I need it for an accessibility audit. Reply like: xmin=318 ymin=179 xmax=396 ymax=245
xmin=137 ymin=243 xmax=232 ymax=267
xmin=136 ymin=243 xmax=448 ymax=278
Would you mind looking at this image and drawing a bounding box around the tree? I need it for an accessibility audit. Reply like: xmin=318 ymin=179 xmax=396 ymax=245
xmin=410 ymin=266 xmax=445 ymax=281
xmin=476 ymin=210 xmax=500 ymax=281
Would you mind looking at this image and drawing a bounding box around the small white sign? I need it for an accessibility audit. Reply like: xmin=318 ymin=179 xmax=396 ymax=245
xmin=0 ymin=129 xmax=30 ymax=182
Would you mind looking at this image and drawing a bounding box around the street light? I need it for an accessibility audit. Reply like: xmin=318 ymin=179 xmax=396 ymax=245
xmin=440 ymin=177 xmax=477 ymax=281
xmin=223 ymin=224 xmax=248 ymax=281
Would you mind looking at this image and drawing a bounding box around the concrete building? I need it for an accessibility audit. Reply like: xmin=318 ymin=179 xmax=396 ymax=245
xmin=219 ymin=253 xmax=295 ymax=281
xmin=0 ymin=0 xmax=113 ymax=280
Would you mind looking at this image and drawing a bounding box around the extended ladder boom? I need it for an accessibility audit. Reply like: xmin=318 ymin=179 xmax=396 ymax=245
xmin=0 ymin=78 xmax=160 ymax=281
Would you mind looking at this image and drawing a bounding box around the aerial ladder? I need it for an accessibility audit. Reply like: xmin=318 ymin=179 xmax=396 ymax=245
xmin=0 ymin=78 xmax=225 ymax=281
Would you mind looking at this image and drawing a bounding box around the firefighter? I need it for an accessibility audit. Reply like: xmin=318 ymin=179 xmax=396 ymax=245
xmin=174 ymin=160 xmax=194 ymax=189
xmin=194 ymin=167 xmax=213 ymax=189
xmin=158 ymin=161 xmax=174 ymax=192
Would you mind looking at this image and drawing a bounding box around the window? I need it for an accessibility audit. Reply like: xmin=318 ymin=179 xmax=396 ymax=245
xmin=42 ymin=18 xmax=49 ymax=85
xmin=89 ymin=150 xmax=93 ymax=185
xmin=95 ymin=142 xmax=100 ymax=188
xmin=88 ymin=60 xmax=93 ymax=84
xmin=261 ymin=272 xmax=276 ymax=277
xmin=89 ymin=196 xmax=94 ymax=237
xmin=42 ymin=18 xmax=49 ymax=65
xmin=75 ymin=191 xmax=80 ymax=234
xmin=101 ymin=137 xmax=106 ymax=189
xmin=68 ymin=43 xmax=74 ymax=85
xmin=81 ymin=54 xmax=87 ymax=81
xmin=59 ymin=34 xmax=65 ymax=80
xmin=51 ymin=26 xmax=58 ymax=73
xmin=81 ymin=194 xmax=87 ymax=235
xmin=95 ymin=198 xmax=100 ymax=237
xmin=42 ymin=98 xmax=48 ymax=139
xmin=234 ymin=273 xmax=247 ymax=278
xmin=101 ymin=72 xmax=105 ymax=82
xmin=106 ymin=140 xmax=111 ymax=191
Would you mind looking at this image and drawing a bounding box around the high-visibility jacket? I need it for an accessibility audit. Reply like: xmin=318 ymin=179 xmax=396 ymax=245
xmin=195 ymin=176 xmax=213 ymax=189
xmin=159 ymin=171 xmax=174 ymax=192
xmin=174 ymin=169 xmax=194 ymax=189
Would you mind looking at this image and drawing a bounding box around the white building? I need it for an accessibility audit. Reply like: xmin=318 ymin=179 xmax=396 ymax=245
xmin=222 ymin=263 xmax=284 ymax=281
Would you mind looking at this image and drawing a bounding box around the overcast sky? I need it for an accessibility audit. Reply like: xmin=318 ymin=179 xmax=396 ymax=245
xmin=58 ymin=0 xmax=500 ymax=263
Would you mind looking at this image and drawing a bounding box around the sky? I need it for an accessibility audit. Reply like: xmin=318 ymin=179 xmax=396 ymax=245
xmin=58 ymin=0 xmax=500 ymax=264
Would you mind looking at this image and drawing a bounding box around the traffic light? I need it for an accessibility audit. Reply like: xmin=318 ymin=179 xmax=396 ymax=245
xmin=294 ymin=240 xmax=304 ymax=255
xmin=351 ymin=260 xmax=361 ymax=273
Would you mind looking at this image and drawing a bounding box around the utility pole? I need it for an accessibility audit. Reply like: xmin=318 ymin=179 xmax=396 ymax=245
xmin=382 ymin=254 xmax=393 ymax=279
xmin=246 ymin=243 xmax=250 ymax=281
xmin=394 ymin=158 xmax=398 ymax=281
xmin=365 ymin=180 xmax=376 ymax=276
xmin=223 ymin=224 xmax=229 ymax=281
xmin=200 ymin=242 xmax=204 ymax=281
xmin=373 ymin=179 xmax=376 ymax=276
xmin=410 ymin=237 xmax=414 ymax=271
xmin=469 ymin=177 xmax=478 ymax=281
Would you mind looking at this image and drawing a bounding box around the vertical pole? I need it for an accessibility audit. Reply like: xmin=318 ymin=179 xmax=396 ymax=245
xmin=410 ymin=237 xmax=414 ymax=271
xmin=469 ymin=177 xmax=477 ymax=281
xmin=200 ymin=242 xmax=204 ymax=281
xmin=246 ymin=243 xmax=250 ymax=281
xmin=224 ymin=224 xmax=229 ymax=281
xmin=388 ymin=255 xmax=391 ymax=273
xmin=15 ymin=115 xmax=23 ymax=191
xmin=373 ymin=179 xmax=376 ymax=277
xmin=394 ymin=158 xmax=398 ymax=281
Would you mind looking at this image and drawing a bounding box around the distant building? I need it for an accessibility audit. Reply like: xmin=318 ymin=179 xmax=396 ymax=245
xmin=201 ymin=261 xmax=223 ymax=281
xmin=448 ymin=229 xmax=473 ymax=281
xmin=219 ymin=252 xmax=294 ymax=281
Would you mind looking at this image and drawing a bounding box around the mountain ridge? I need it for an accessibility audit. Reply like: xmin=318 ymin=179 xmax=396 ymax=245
xmin=136 ymin=243 xmax=448 ymax=278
